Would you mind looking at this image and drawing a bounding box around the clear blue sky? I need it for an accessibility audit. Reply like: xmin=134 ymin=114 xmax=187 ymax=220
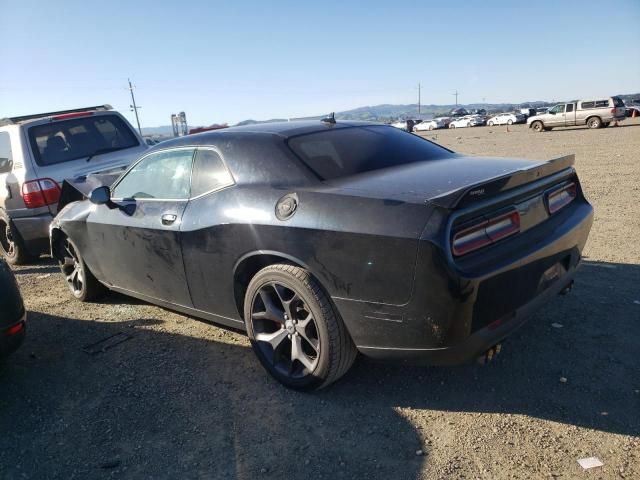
xmin=1 ymin=0 xmax=638 ymax=128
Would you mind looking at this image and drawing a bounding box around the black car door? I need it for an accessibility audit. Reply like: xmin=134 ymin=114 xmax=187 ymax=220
xmin=85 ymin=147 xmax=195 ymax=306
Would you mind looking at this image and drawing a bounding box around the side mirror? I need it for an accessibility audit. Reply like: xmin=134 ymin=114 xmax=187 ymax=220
xmin=89 ymin=186 xmax=111 ymax=205
xmin=0 ymin=157 xmax=12 ymax=174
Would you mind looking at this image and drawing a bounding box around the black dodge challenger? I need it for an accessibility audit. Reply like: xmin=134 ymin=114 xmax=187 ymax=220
xmin=50 ymin=120 xmax=593 ymax=390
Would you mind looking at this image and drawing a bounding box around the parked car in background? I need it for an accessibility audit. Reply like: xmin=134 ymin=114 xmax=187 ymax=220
xmin=449 ymin=117 xmax=469 ymax=128
xmin=487 ymin=113 xmax=526 ymax=126
xmin=50 ymin=120 xmax=593 ymax=390
xmin=0 ymin=258 xmax=26 ymax=358
xmin=413 ymin=118 xmax=446 ymax=131
xmin=0 ymin=105 xmax=147 ymax=264
xmin=390 ymin=120 xmax=408 ymax=130
xmin=535 ymin=107 xmax=549 ymax=116
xmin=519 ymin=108 xmax=537 ymax=118
xmin=450 ymin=108 xmax=469 ymax=117
xmin=528 ymin=97 xmax=626 ymax=132
xmin=449 ymin=115 xmax=483 ymax=128
xmin=625 ymin=105 xmax=640 ymax=117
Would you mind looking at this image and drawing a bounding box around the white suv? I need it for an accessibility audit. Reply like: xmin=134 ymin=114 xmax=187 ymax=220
xmin=0 ymin=105 xmax=148 ymax=264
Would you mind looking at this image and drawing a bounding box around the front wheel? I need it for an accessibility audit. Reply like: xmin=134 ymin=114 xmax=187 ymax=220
xmin=531 ymin=121 xmax=544 ymax=133
xmin=488 ymin=121 xmax=494 ymax=126
xmin=244 ymin=264 xmax=357 ymax=390
xmin=55 ymin=236 xmax=105 ymax=301
xmin=449 ymin=124 xmax=456 ymax=129
xmin=587 ymin=116 xmax=602 ymax=129
xmin=507 ymin=119 xmax=513 ymax=125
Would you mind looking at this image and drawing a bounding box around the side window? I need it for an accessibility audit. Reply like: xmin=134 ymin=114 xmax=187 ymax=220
xmin=190 ymin=148 xmax=234 ymax=198
xmin=566 ymin=103 xmax=574 ymax=113
xmin=582 ymin=101 xmax=595 ymax=109
xmin=594 ymin=100 xmax=609 ymax=108
xmin=113 ymin=148 xmax=195 ymax=200
xmin=0 ymin=132 xmax=12 ymax=173
xmin=549 ymin=105 xmax=563 ymax=114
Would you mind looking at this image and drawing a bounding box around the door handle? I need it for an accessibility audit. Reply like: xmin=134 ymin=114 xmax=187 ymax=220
xmin=161 ymin=213 xmax=177 ymax=225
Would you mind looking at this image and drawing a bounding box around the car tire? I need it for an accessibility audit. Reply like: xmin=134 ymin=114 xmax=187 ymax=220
xmin=244 ymin=263 xmax=357 ymax=391
xmin=54 ymin=236 xmax=106 ymax=302
xmin=450 ymin=124 xmax=456 ymax=129
xmin=428 ymin=125 xmax=433 ymax=131
xmin=0 ymin=210 xmax=34 ymax=265
xmin=587 ymin=116 xmax=602 ymax=129
xmin=531 ymin=121 xmax=544 ymax=133
xmin=507 ymin=119 xmax=513 ymax=125
xmin=488 ymin=121 xmax=494 ymax=126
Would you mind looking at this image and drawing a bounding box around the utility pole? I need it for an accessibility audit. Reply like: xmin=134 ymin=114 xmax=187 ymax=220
xmin=128 ymin=78 xmax=142 ymax=136
xmin=452 ymin=90 xmax=459 ymax=106
xmin=418 ymin=83 xmax=421 ymax=114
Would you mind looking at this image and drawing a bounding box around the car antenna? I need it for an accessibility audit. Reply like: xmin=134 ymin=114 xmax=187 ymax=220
xmin=321 ymin=112 xmax=336 ymax=124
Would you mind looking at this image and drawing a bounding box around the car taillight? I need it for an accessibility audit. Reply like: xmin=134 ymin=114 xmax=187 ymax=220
xmin=546 ymin=182 xmax=577 ymax=214
xmin=610 ymin=107 xmax=616 ymax=114
xmin=5 ymin=322 xmax=24 ymax=337
xmin=452 ymin=209 xmax=520 ymax=256
xmin=21 ymin=178 xmax=61 ymax=208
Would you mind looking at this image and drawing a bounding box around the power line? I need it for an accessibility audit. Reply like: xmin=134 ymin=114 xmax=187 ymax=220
xmin=128 ymin=78 xmax=142 ymax=135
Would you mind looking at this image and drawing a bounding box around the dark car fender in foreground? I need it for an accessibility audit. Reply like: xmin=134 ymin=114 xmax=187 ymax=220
xmin=0 ymin=259 xmax=26 ymax=357
xmin=49 ymin=121 xmax=593 ymax=389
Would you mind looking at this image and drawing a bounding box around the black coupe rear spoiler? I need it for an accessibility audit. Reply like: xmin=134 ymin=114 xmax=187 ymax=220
xmin=428 ymin=154 xmax=575 ymax=209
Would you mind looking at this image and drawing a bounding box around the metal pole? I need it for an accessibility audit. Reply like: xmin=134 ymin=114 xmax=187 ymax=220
xmin=418 ymin=83 xmax=421 ymax=114
xmin=128 ymin=78 xmax=142 ymax=136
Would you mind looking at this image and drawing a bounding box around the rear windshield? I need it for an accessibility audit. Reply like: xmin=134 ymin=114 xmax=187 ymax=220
xmin=28 ymin=114 xmax=139 ymax=166
xmin=613 ymin=97 xmax=624 ymax=107
xmin=287 ymin=125 xmax=452 ymax=180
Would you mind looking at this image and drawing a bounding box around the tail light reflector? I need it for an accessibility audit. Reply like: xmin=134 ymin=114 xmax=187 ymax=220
xmin=452 ymin=209 xmax=520 ymax=256
xmin=5 ymin=322 xmax=24 ymax=337
xmin=21 ymin=178 xmax=61 ymax=208
xmin=546 ymin=182 xmax=576 ymax=214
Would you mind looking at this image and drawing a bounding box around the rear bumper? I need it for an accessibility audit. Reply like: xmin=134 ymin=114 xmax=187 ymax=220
xmin=0 ymin=313 xmax=26 ymax=358
xmin=340 ymin=199 xmax=593 ymax=364
xmin=12 ymin=213 xmax=53 ymax=255
xmin=358 ymin=265 xmax=576 ymax=365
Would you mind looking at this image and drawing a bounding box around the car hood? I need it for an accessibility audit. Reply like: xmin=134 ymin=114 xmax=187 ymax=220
xmin=319 ymin=155 xmax=548 ymax=205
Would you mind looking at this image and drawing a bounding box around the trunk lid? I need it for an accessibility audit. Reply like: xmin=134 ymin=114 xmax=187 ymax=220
xmin=322 ymin=154 xmax=574 ymax=208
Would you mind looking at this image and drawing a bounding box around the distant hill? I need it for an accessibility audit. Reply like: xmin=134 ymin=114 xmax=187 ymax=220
xmin=142 ymin=93 xmax=640 ymax=134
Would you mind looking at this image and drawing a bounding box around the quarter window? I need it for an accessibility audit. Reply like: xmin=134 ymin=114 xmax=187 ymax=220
xmin=594 ymin=100 xmax=609 ymax=108
xmin=0 ymin=132 xmax=12 ymax=172
xmin=113 ymin=148 xmax=195 ymax=200
xmin=581 ymin=101 xmax=595 ymax=109
xmin=190 ymin=149 xmax=234 ymax=197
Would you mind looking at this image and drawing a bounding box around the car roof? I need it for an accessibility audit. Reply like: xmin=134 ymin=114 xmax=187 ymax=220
xmin=159 ymin=120 xmax=383 ymax=147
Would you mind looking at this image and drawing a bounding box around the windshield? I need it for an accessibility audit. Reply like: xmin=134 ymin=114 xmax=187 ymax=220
xmin=28 ymin=114 xmax=139 ymax=166
xmin=287 ymin=125 xmax=453 ymax=180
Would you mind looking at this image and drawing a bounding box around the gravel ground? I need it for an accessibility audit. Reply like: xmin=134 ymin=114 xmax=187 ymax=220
xmin=1 ymin=119 xmax=639 ymax=479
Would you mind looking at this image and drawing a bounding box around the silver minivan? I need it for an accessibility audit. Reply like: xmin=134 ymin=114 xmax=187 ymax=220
xmin=527 ymin=96 xmax=626 ymax=132
xmin=0 ymin=105 xmax=148 ymax=264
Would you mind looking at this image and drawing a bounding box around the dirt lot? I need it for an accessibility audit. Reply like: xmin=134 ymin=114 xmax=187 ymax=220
xmin=1 ymin=119 xmax=639 ymax=479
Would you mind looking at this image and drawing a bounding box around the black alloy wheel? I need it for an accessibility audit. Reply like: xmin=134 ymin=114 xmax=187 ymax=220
xmin=251 ymin=281 xmax=320 ymax=378
xmin=244 ymin=264 xmax=357 ymax=390
xmin=56 ymin=237 xmax=104 ymax=301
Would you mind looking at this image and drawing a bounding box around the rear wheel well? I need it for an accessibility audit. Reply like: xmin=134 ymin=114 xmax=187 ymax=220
xmin=233 ymin=254 xmax=304 ymax=319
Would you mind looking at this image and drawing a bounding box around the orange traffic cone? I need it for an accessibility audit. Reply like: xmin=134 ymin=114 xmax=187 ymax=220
xmin=633 ymin=109 xmax=638 ymax=118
